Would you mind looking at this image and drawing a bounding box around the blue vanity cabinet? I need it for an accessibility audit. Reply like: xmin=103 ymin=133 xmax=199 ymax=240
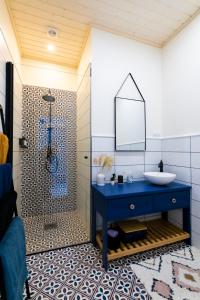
xmin=92 ymin=181 xmax=191 ymax=270
xmin=108 ymin=195 xmax=153 ymax=220
xmin=152 ymin=191 xmax=190 ymax=212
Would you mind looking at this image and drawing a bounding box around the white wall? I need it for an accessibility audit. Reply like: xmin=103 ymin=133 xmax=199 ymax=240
xmin=163 ymin=14 xmax=200 ymax=137
xmin=21 ymin=59 xmax=77 ymax=91
xmin=76 ymin=66 xmax=91 ymax=237
xmin=162 ymin=15 xmax=200 ymax=249
xmin=76 ymin=32 xmax=91 ymax=237
xmin=76 ymin=33 xmax=91 ymax=87
xmin=91 ymin=28 xmax=162 ymax=138
xmin=0 ymin=0 xmax=21 ymax=73
xmin=0 ymin=0 xmax=22 ymax=214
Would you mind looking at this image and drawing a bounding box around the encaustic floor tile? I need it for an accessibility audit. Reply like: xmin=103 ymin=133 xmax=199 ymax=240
xmin=24 ymin=242 xmax=190 ymax=300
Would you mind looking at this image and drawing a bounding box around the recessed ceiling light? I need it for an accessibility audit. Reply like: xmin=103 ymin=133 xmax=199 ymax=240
xmin=47 ymin=44 xmax=55 ymax=52
xmin=47 ymin=27 xmax=58 ymax=38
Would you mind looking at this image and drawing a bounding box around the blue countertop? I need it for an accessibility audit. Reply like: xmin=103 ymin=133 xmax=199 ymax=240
xmin=92 ymin=180 xmax=191 ymax=199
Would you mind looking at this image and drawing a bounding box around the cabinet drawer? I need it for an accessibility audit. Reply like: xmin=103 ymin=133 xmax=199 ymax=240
xmin=108 ymin=196 xmax=153 ymax=220
xmin=152 ymin=191 xmax=189 ymax=212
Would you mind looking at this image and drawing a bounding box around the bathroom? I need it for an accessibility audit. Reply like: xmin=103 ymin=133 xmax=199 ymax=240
xmin=0 ymin=0 xmax=200 ymax=299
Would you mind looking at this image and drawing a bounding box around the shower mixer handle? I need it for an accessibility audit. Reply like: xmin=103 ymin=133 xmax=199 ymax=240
xmin=47 ymin=145 xmax=53 ymax=158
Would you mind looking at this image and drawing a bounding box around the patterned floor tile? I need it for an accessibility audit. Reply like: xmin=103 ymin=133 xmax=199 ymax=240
xmin=81 ymin=253 xmax=98 ymax=266
xmin=43 ymin=263 xmax=61 ymax=277
xmin=32 ymin=259 xmax=50 ymax=272
xmin=30 ymin=273 xmax=50 ymax=291
xmin=23 ymin=286 xmax=39 ymax=299
xmin=115 ymin=278 xmax=133 ymax=297
xmin=26 ymin=254 xmax=42 ymax=268
xmin=65 ymin=273 xmax=85 ymax=289
xmin=54 ymin=267 xmax=72 ymax=283
xmin=54 ymin=254 xmax=71 ymax=266
xmin=87 ymin=268 xmax=104 ymax=283
xmin=78 ymin=279 xmax=97 ymax=297
xmin=24 ymin=242 xmax=189 ymax=300
xmin=75 ymin=263 xmax=91 ymax=277
xmin=100 ymin=273 xmax=118 ymax=289
xmin=93 ymin=285 xmax=113 ymax=299
xmin=131 ymin=285 xmax=152 ymax=300
xmin=33 ymin=292 xmax=54 ymax=300
xmin=41 ymin=279 xmax=62 ymax=297
xmin=64 ymin=257 xmax=80 ymax=271
xmin=24 ymin=211 xmax=89 ymax=254
xmin=120 ymin=268 xmax=137 ymax=282
xmin=106 ymin=263 xmax=122 ymax=277
xmin=27 ymin=268 xmax=41 ymax=281
xmin=41 ymin=250 xmax=61 ymax=261
xmin=73 ymin=291 xmax=91 ymax=300
xmin=111 ymin=292 xmax=131 ymax=300
xmin=55 ymin=285 xmax=76 ymax=299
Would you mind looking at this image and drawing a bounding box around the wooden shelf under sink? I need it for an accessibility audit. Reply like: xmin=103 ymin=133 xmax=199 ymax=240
xmin=96 ymin=219 xmax=190 ymax=261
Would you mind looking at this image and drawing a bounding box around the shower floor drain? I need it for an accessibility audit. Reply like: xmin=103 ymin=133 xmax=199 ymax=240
xmin=44 ymin=222 xmax=57 ymax=230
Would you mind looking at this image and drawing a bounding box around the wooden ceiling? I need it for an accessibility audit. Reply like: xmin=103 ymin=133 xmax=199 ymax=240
xmin=6 ymin=0 xmax=200 ymax=68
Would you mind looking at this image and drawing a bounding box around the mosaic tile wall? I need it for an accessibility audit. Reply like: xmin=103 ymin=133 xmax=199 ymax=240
xmin=21 ymin=85 xmax=77 ymax=217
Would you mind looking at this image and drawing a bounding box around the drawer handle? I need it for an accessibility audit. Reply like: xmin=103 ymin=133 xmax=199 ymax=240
xmin=129 ymin=204 xmax=135 ymax=210
xmin=171 ymin=198 xmax=177 ymax=204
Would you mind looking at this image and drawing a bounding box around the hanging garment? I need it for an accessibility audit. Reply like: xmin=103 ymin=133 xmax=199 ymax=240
xmin=0 ymin=217 xmax=28 ymax=300
xmin=0 ymin=133 xmax=9 ymax=164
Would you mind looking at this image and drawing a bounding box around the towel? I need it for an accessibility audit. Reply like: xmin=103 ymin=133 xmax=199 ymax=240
xmin=0 ymin=190 xmax=17 ymax=240
xmin=0 ymin=164 xmax=13 ymax=197
xmin=0 ymin=133 xmax=9 ymax=164
xmin=0 ymin=217 xmax=28 ymax=300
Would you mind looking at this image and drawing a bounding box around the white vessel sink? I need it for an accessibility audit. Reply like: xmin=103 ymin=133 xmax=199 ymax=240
xmin=144 ymin=172 xmax=176 ymax=185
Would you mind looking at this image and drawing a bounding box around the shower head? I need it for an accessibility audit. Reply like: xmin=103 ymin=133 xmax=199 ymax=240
xmin=42 ymin=89 xmax=55 ymax=102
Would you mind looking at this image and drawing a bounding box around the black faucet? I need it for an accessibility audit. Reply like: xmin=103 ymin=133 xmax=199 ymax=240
xmin=158 ymin=160 xmax=163 ymax=172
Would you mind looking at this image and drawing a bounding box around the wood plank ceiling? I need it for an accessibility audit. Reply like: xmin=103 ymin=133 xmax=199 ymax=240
xmin=6 ymin=0 xmax=200 ymax=68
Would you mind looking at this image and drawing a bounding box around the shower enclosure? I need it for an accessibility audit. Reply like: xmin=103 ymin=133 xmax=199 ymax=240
xmin=21 ymin=79 xmax=91 ymax=254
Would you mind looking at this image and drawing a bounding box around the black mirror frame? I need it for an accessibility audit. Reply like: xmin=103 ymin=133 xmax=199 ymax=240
xmin=114 ymin=73 xmax=146 ymax=152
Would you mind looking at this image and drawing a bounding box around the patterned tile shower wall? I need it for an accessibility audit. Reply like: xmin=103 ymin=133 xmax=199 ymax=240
xmin=22 ymin=85 xmax=77 ymax=217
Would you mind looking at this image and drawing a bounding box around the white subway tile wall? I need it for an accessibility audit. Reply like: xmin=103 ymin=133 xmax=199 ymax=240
xmin=0 ymin=30 xmax=22 ymax=214
xmin=161 ymin=135 xmax=191 ymax=233
xmin=92 ymin=137 xmax=162 ymax=183
xmin=162 ymin=137 xmax=190 ymax=152
xmin=76 ymin=66 xmax=91 ymax=238
xmin=92 ymin=135 xmax=200 ymax=248
xmin=191 ymin=136 xmax=200 ymax=152
xmin=162 ymin=136 xmax=200 ymax=249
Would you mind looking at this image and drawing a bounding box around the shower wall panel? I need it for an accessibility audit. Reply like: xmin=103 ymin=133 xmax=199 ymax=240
xmin=76 ymin=66 xmax=91 ymax=237
xmin=22 ymin=85 xmax=77 ymax=217
xmin=0 ymin=29 xmax=23 ymax=215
